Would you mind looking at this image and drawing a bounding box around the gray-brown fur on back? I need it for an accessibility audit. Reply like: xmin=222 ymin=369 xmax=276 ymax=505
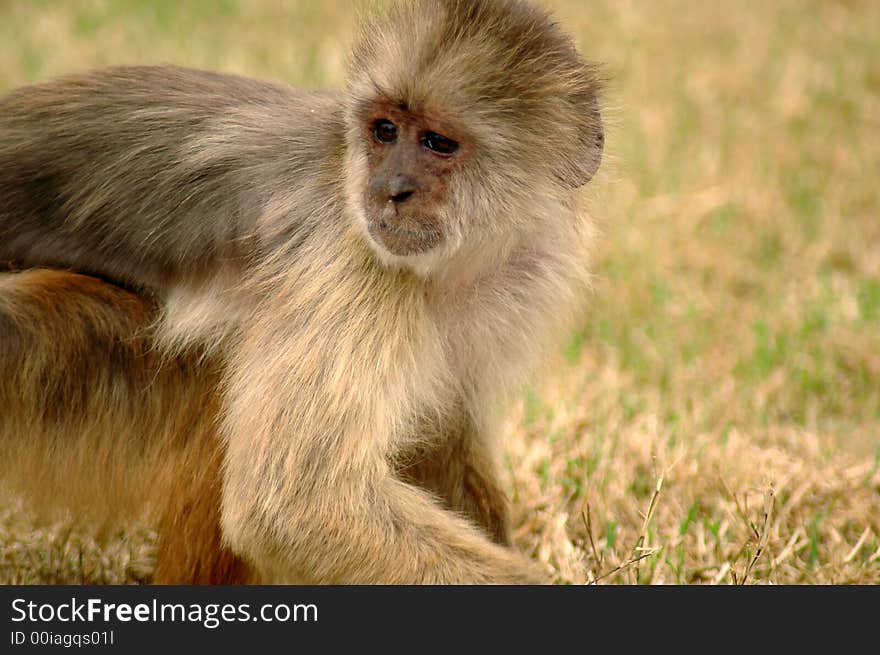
xmin=0 ymin=66 xmax=343 ymax=291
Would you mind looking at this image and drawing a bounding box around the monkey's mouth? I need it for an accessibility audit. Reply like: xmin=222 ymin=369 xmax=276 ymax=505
xmin=367 ymin=217 xmax=443 ymax=256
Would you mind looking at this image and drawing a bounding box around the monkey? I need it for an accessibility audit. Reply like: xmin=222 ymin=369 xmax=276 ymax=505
xmin=0 ymin=0 xmax=603 ymax=584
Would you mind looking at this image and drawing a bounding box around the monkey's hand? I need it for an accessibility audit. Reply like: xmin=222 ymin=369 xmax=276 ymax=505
xmin=221 ymin=469 xmax=550 ymax=584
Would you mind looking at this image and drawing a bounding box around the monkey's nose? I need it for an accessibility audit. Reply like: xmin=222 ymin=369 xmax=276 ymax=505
xmin=389 ymin=175 xmax=418 ymax=204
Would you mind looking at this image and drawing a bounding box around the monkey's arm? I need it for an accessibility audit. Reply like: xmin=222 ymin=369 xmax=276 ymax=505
xmin=0 ymin=66 xmax=339 ymax=291
xmin=218 ymin=277 xmax=545 ymax=584
xmin=223 ymin=416 xmax=540 ymax=584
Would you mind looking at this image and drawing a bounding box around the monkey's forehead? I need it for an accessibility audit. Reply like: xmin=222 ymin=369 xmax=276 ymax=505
xmin=347 ymin=0 xmax=601 ymax=119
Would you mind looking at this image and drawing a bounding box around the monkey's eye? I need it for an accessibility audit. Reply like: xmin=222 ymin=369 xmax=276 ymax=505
xmin=422 ymin=132 xmax=459 ymax=155
xmin=372 ymin=119 xmax=398 ymax=144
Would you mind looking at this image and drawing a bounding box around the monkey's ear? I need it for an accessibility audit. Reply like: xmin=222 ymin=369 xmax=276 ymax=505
xmin=560 ymin=96 xmax=604 ymax=188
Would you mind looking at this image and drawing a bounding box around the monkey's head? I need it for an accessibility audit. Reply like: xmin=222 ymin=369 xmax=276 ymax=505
xmin=344 ymin=0 xmax=604 ymax=277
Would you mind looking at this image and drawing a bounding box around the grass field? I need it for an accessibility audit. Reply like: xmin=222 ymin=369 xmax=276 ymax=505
xmin=1 ymin=0 xmax=878 ymax=584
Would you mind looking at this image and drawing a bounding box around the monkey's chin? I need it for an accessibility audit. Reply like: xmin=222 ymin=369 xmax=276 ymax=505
xmin=366 ymin=220 xmax=443 ymax=258
xmin=360 ymin=222 xmax=448 ymax=278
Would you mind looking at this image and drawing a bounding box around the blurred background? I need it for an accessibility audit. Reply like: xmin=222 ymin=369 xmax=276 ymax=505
xmin=1 ymin=0 xmax=877 ymax=584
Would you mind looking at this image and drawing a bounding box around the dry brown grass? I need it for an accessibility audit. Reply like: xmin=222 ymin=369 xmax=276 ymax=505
xmin=1 ymin=0 xmax=878 ymax=584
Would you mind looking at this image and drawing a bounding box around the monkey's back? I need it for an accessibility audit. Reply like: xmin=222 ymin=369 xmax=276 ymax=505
xmin=0 ymin=66 xmax=344 ymax=293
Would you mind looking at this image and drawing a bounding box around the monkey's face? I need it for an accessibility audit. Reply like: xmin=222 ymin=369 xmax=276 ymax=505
xmin=359 ymin=102 xmax=467 ymax=259
xmin=345 ymin=0 xmax=605 ymax=278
